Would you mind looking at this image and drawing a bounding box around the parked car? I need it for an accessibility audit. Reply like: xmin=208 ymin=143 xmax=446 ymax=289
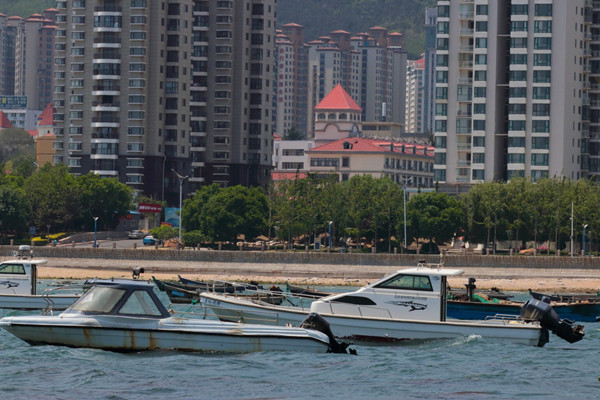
xmin=143 ymin=235 xmax=158 ymax=245
xmin=128 ymin=230 xmax=145 ymax=239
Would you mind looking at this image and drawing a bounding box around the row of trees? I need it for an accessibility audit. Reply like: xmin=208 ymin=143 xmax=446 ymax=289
xmin=0 ymin=164 xmax=132 ymax=242
xmin=1 ymin=161 xmax=598 ymax=253
xmin=179 ymin=175 xmax=598 ymax=253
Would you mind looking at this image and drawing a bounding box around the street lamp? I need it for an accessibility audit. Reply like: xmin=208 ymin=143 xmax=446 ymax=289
xmin=161 ymin=154 xmax=167 ymax=204
xmin=583 ymin=224 xmax=588 ymax=256
xmin=402 ymin=177 xmax=412 ymax=251
xmin=93 ymin=217 xmax=99 ymax=248
xmin=172 ymin=169 xmax=188 ymax=249
xmin=328 ymin=221 xmax=333 ymax=249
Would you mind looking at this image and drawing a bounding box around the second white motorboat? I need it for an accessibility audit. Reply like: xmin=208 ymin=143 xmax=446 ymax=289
xmin=200 ymin=263 xmax=585 ymax=347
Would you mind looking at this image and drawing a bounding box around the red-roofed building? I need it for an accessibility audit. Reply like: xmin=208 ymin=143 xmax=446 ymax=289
xmin=314 ymin=84 xmax=362 ymax=147
xmin=307 ymin=137 xmax=434 ymax=187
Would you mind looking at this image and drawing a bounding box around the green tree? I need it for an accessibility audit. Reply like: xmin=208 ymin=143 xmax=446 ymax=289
xmin=23 ymin=164 xmax=81 ymax=232
xmin=0 ymin=128 xmax=35 ymax=164
xmin=0 ymin=186 xmax=30 ymax=242
xmin=408 ymin=191 xmax=464 ymax=250
xmin=282 ymin=126 xmax=305 ymax=140
xmin=196 ymin=185 xmax=268 ymax=242
xmin=149 ymin=225 xmax=178 ymax=243
xmin=75 ymin=173 xmax=133 ymax=231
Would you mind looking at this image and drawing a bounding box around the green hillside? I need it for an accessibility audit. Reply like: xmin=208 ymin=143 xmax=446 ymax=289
xmin=0 ymin=0 xmax=54 ymax=17
xmin=277 ymin=0 xmax=437 ymax=59
xmin=1 ymin=0 xmax=436 ymax=59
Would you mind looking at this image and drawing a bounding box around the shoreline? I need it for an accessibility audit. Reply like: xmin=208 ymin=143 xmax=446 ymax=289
xmin=37 ymin=266 xmax=600 ymax=293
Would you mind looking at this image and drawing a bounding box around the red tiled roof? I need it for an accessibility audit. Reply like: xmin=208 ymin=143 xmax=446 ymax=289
xmin=0 ymin=111 xmax=13 ymax=128
xmin=283 ymin=23 xmax=303 ymax=28
xmin=37 ymin=104 xmax=55 ymax=126
xmin=272 ymin=171 xmax=307 ymax=181
xmin=273 ymin=133 xmax=282 ymax=140
xmin=27 ymin=129 xmax=37 ymax=137
xmin=314 ymin=84 xmax=362 ymax=112
xmin=309 ymin=137 xmax=434 ymax=157
xmin=331 ymin=30 xmax=351 ymax=35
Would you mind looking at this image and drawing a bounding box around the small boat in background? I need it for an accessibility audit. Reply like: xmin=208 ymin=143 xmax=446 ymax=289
xmin=0 ymin=246 xmax=81 ymax=311
xmin=153 ymin=276 xmax=284 ymax=305
xmin=286 ymin=283 xmax=332 ymax=299
xmin=528 ymin=289 xmax=600 ymax=304
xmin=0 ymin=279 xmax=351 ymax=354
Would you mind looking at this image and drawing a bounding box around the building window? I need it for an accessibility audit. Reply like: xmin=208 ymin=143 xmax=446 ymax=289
xmin=508 ymin=137 xmax=525 ymax=147
xmin=508 ymin=153 xmax=525 ymax=163
xmin=531 ymin=153 xmax=549 ymax=166
xmin=532 ymin=87 xmax=551 ymax=99
xmin=534 ymin=20 xmax=552 ymax=33
xmin=510 ymin=38 xmax=527 ymax=48
xmin=511 ymin=21 xmax=528 ymax=31
xmin=532 ymin=120 xmax=550 ymax=133
xmin=535 ymin=4 xmax=552 ymax=17
xmin=534 ymin=53 xmax=551 ymax=66
xmin=532 ymin=137 xmax=549 ymax=149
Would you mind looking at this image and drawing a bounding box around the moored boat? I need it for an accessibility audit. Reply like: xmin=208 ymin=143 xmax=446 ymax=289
xmin=0 ymin=279 xmax=351 ymax=354
xmin=200 ymin=262 xmax=585 ymax=347
xmin=0 ymin=246 xmax=81 ymax=311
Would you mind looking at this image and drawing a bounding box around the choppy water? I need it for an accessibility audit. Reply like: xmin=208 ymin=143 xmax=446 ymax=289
xmin=0 ymin=281 xmax=598 ymax=400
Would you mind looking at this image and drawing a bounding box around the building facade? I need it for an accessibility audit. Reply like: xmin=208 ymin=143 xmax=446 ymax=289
xmin=52 ymin=0 xmax=276 ymax=203
xmin=435 ymin=0 xmax=592 ymax=192
xmin=405 ymin=57 xmax=425 ymax=133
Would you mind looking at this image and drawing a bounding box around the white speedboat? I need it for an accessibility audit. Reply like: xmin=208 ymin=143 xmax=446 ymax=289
xmin=0 ymin=279 xmax=350 ymax=354
xmin=200 ymin=263 xmax=585 ymax=347
xmin=0 ymin=246 xmax=80 ymax=311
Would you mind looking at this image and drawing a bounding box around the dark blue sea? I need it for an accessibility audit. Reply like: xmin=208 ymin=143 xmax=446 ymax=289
xmin=0 ymin=281 xmax=598 ymax=400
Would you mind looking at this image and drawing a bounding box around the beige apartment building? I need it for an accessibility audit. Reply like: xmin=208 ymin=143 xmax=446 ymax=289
xmin=52 ymin=0 xmax=275 ymax=203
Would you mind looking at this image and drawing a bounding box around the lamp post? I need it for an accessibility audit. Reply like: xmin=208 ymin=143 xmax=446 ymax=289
xmin=93 ymin=217 xmax=98 ymax=248
xmin=583 ymin=224 xmax=588 ymax=256
xmin=328 ymin=221 xmax=333 ymax=249
xmin=570 ymin=201 xmax=574 ymax=257
xmin=172 ymin=169 xmax=188 ymax=249
xmin=402 ymin=177 xmax=412 ymax=251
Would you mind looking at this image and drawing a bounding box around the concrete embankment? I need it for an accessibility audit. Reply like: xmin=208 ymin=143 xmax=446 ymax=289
xmin=1 ymin=246 xmax=599 ymax=291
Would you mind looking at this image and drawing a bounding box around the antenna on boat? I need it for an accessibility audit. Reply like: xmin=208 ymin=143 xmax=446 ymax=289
xmin=14 ymin=245 xmax=33 ymax=260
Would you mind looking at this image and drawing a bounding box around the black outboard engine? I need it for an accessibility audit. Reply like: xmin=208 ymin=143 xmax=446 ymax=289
xmin=300 ymin=313 xmax=355 ymax=354
xmin=520 ymin=297 xmax=585 ymax=344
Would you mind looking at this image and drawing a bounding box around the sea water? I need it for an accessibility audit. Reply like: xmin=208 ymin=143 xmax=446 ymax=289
xmin=0 ymin=281 xmax=598 ymax=400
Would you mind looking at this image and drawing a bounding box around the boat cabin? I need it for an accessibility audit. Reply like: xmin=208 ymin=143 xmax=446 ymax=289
xmin=0 ymin=252 xmax=47 ymax=296
xmin=311 ymin=265 xmax=464 ymax=322
xmin=67 ymin=280 xmax=171 ymax=318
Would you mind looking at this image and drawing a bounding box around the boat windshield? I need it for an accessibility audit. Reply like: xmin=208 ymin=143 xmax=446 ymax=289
xmin=71 ymin=287 xmax=126 ymax=313
xmin=374 ymin=274 xmax=433 ymax=291
xmin=118 ymin=290 xmax=163 ymax=316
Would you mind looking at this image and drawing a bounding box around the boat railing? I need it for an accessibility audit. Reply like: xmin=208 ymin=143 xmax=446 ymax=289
xmin=483 ymin=313 xmax=535 ymax=325
xmin=172 ymin=301 xmax=292 ymax=326
xmin=39 ymin=284 xmax=85 ymax=316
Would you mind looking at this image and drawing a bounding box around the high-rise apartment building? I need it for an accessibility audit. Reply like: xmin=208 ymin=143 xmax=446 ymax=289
xmin=14 ymin=10 xmax=58 ymax=111
xmin=405 ymin=57 xmax=425 ymax=133
xmin=435 ymin=0 xmax=592 ymax=192
xmin=423 ymin=7 xmax=438 ymax=134
xmin=275 ymin=23 xmax=309 ymax=137
xmin=53 ymin=0 xmax=276 ymax=203
xmin=305 ymin=27 xmax=407 ymax=137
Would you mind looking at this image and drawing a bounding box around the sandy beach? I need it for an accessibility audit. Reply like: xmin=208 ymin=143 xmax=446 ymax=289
xmin=37 ymin=265 xmax=600 ymax=293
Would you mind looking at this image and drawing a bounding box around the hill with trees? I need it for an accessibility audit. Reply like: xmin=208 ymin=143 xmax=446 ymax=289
xmin=277 ymin=0 xmax=437 ymax=58
xmin=1 ymin=0 xmax=436 ymax=59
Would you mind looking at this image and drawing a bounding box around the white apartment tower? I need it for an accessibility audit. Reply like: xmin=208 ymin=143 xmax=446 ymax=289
xmin=406 ymin=57 xmax=425 ymax=133
xmin=435 ymin=0 xmax=590 ymax=191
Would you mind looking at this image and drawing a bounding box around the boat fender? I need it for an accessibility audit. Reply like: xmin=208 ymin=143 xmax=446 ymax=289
xmin=300 ymin=313 xmax=355 ymax=354
xmin=520 ymin=298 xmax=585 ymax=344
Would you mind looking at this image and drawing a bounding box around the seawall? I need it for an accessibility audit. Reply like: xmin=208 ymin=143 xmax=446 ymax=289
xmin=1 ymin=246 xmax=599 ymax=281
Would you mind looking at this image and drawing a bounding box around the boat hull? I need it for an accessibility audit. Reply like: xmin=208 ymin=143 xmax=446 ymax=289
xmin=0 ymin=315 xmax=330 ymax=353
xmin=200 ymin=293 xmax=544 ymax=346
xmin=447 ymin=300 xmax=600 ymax=322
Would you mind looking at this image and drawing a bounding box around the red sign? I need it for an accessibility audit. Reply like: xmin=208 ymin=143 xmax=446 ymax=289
xmin=139 ymin=203 xmax=162 ymax=213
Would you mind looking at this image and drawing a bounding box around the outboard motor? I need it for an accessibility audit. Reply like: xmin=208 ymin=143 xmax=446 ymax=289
xmin=300 ymin=313 xmax=355 ymax=354
xmin=520 ymin=297 xmax=585 ymax=344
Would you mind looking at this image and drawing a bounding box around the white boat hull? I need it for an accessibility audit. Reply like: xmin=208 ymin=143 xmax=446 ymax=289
xmin=0 ymin=294 xmax=80 ymax=311
xmin=0 ymin=315 xmax=331 ymax=353
xmin=200 ymin=293 xmax=544 ymax=346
